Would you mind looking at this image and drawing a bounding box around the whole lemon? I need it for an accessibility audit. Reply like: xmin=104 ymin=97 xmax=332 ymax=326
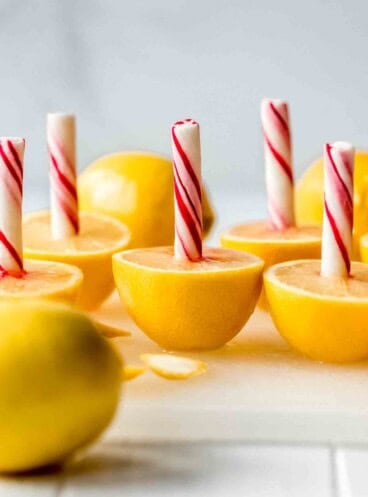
xmin=296 ymin=150 xmax=368 ymax=259
xmin=0 ymin=301 xmax=122 ymax=473
xmin=78 ymin=151 xmax=215 ymax=248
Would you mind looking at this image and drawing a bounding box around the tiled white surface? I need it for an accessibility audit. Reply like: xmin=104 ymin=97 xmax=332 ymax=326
xmin=335 ymin=448 xmax=368 ymax=497
xmin=0 ymin=476 xmax=60 ymax=497
xmin=0 ymin=443 xmax=332 ymax=497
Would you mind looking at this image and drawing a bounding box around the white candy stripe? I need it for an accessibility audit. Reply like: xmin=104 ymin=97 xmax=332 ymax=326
xmin=0 ymin=137 xmax=25 ymax=273
xmin=261 ymin=98 xmax=294 ymax=230
xmin=47 ymin=113 xmax=79 ymax=239
xmin=321 ymin=141 xmax=354 ymax=278
xmin=171 ymin=119 xmax=202 ymax=261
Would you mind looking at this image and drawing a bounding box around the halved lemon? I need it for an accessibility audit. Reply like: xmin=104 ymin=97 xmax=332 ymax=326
xmin=113 ymin=246 xmax=263 ymax=350
xmin=23 ymin=211 xmax=130 ymax=310
xmin=0 ymin=259 xmax=83 ymax=304
xmin=220 ymin=221 xmax=321 ymax=309
xmin=264 ymin=259 xmax=368 ymax=363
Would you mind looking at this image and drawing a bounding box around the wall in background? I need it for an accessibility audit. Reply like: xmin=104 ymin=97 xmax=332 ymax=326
xmin=1 ymin=0 xmax=367 ymax=206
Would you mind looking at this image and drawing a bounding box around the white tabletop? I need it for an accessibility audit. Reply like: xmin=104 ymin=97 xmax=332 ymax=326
xmin=1 ymin=190 xmax=366 ymax=496
xmin=1 ymin=442 xmax=367 ymax=497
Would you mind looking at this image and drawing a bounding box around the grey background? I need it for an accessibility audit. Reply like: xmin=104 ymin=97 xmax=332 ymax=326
xmin=1 ymin=0 xmax=367 ymax=207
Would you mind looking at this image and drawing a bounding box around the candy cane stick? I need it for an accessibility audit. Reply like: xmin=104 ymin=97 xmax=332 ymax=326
xmin=0 ymin=137 xmax=25 ymax=274
xmin=47 ymin=113 xmax=79 ymax=239
xmin=321 ymin=142 xmax=354 ymax=278
xmin=261 ymin=98 xmax=294 ymax=230
xmin=171 ymin=119 xmax=202 ymax=261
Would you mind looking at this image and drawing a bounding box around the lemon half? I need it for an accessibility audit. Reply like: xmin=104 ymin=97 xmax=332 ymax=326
xmin=265 ymin=259 xmax=368 ymax=363
xmin=113 ymin=246 xmax=263 ymax=350
xmin=23 ymin=211 xmax=130 ymax=310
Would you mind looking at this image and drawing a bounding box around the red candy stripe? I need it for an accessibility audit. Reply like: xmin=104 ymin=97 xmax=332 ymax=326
xmin=48 ymin=114 xmax=79 ymax=239
xmin=321 ymin=142 xmax=354 ymax=278
xmin=261 ymin=99 xmax=294 ymax=230
xmin=0 ymin=138 xmax=25 ymax=274
xmin=171 ymin=119 xmax=202 ymax=261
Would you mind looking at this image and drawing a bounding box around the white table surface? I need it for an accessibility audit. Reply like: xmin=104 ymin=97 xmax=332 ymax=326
xmin=1 ymin=190 xmax=367 ymax=496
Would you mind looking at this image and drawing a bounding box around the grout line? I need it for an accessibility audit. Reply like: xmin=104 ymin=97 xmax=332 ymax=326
xmin=330 ymin=446 xmax=338 ymax=497
xmin=332 ymin=448 xmax=353 ymax=497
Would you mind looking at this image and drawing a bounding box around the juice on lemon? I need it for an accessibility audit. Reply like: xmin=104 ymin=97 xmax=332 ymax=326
xmin=0 ymin=259 xmax=83 ymax=303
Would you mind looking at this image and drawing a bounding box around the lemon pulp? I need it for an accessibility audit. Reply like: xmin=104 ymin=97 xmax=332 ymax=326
xmin=226 ymin=221 xmax=321 ymax=241
xmin=122 ymin=246 xmax=259 ymax=271
xmin=272 ymin=260 xmax=368 ymax=298
xmin=23 ymin=211 xmax=127 ymax=253
xmin=0 ymin=259 xmax=82 ymax=302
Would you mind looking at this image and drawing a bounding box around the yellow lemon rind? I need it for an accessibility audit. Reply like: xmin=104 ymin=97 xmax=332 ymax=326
xmin=140 ymin=354 xmax=208 ymax=380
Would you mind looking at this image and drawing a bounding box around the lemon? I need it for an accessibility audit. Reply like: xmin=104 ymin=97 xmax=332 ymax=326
xmin=0 ymin=259 xmax=83 ymax=304
xmin=78 ymin=151 xmax=215 ymax=248
xmin=113 ymin=246 xmax=263 ymax=350
xmin=0 ymin=301 xmax=122 ymax=473
xmin=264 ymin=260 xmax=368 ymax=363
xmin=359 ymin=234 xmax=368 ymax=264
xmin=296 ymin=150 xmax=368 ymax=259
xmin=23 ymin=211 xmax=130 ymax=310
xmin=220 ymin=221 xmax=321 ymax=309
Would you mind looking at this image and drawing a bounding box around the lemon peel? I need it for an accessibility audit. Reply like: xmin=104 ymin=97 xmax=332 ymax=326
xmin=123 ymin=365 xmax=146 ymax=381
xmin=140 ymin=354 xmax=207 ymax=380
xmin=78 ymin=151 xmax=215 ymax=248
xmin=93 ymin=320 xmax=131 ymax=338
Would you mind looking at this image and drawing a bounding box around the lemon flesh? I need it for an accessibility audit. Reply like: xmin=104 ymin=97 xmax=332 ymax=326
xmin=0 ymin=259 xmax=82 ymax=303
xmin=0 ymin=301 xmax=122 ymax=473
xmin=220 ymin=221 xmax=321 ymax=309
xmin=78 ymin=151 xmax=215 ymax=248
xmin=264 ymin=260 xmax=368 ymax=363
xmin=23 ymin=211 xmax=130 ymax=310
xmin=296 ymin=150 xmax=368 ymax=259
xmin=113 ymin=246 xmax=263 ymax=350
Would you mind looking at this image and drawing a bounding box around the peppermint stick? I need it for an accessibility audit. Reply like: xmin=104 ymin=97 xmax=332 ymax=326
xmin=321 ymin=141 xmax=354 ymax=278
xmin=261 ymin=98 xmax=294 ymax=230
xmin=0 ymin=137 xmax=25 ymax=274
xmin=171 ymin=119 xmax=202 ymax=261
xmin=48 ymin=113 xmax=79 ymax=239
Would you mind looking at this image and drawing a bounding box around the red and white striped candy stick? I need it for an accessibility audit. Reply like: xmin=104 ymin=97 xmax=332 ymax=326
xmin=171 ymin=119 xmax=202 ymax=261
xmin=261 ymin=98 xmax=294 ymax=230
xmin=321 ymin=142 xmax=354 ymax=278
xmin=0 ymin=137 xmax=25 ymax=274
xmin=47 ymin=113 xmax=79 ymax=239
